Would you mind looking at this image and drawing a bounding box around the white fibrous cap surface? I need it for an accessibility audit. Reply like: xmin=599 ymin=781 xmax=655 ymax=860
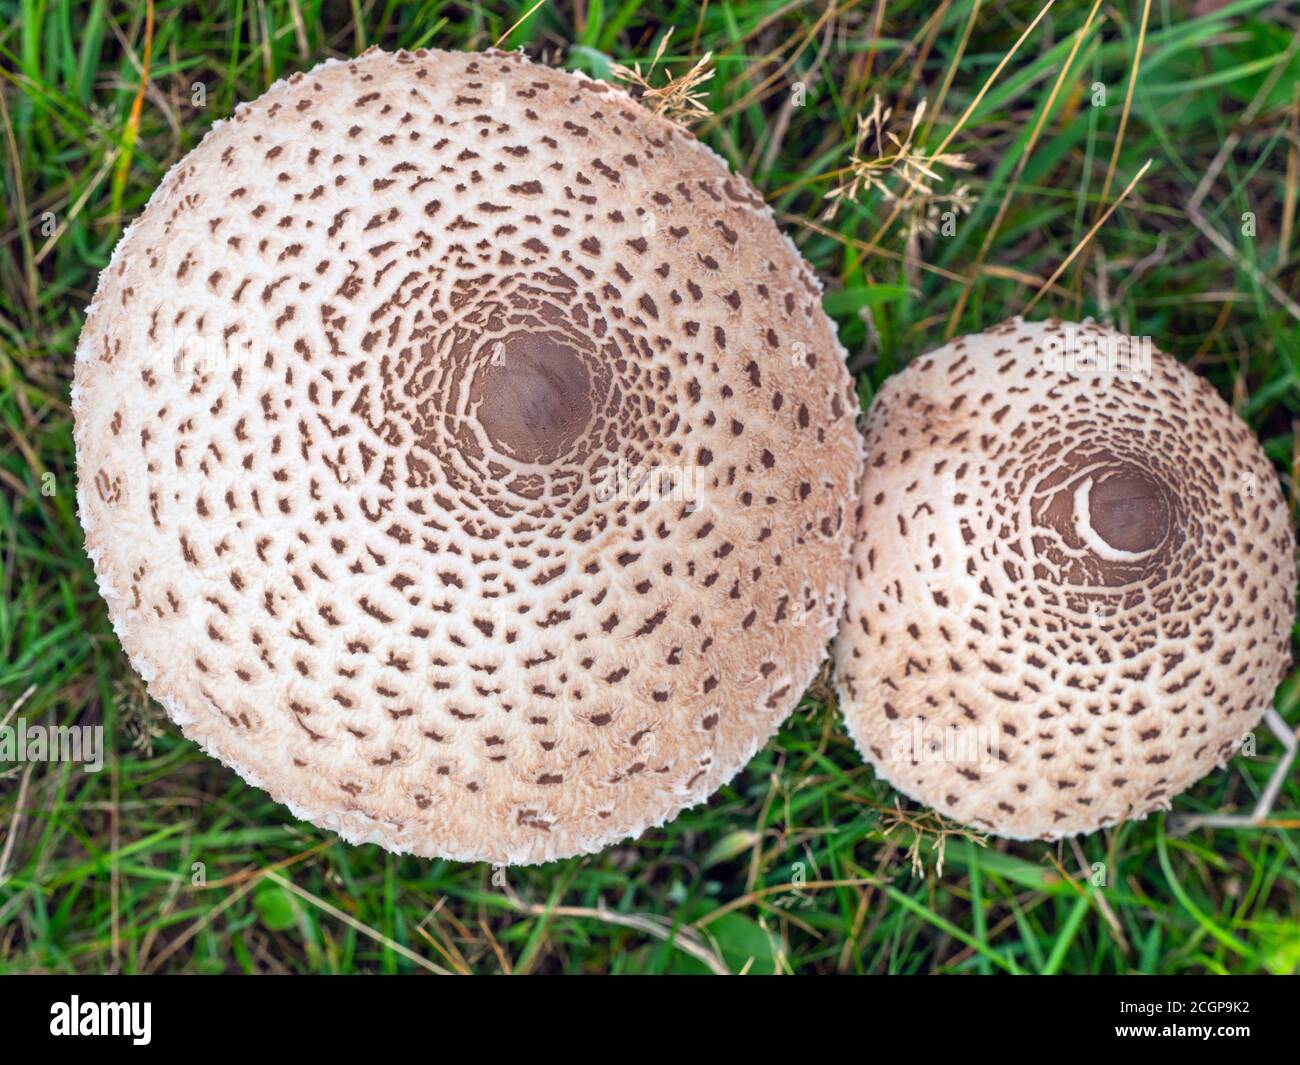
xmin=73 ymin=48 xmax=864 ymax=864
xmin=834 ymin=317 xmax=1295 ymax=839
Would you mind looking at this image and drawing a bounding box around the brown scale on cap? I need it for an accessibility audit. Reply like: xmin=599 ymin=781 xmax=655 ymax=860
xmin=834 ymin=318 xmax=1295 ymax=839
xmin=73 ymin=48 xmax=863 ymax=864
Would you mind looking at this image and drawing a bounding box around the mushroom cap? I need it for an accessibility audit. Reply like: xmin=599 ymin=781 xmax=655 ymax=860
xmin=834 ymin=317 xmax=1295 ymax=839
xmin=73 ymin=48 xmax=863 ymax=864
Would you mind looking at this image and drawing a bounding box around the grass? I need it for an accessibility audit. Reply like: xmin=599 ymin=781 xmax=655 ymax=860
xmin=1 ymin=0 xmax=1298 ymax=975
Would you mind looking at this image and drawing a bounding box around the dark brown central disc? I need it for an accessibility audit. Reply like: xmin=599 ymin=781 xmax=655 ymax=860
xmin=1089 ymin=470 xmax=1168 ymax=553
xmin=473 ymin=332 xmax=592 ymax=464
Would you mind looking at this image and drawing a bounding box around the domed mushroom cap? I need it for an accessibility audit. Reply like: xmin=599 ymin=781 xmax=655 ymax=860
xmin=834 ymin=317 xmax=1295 ymax=839
xmin=74 ymin=48 xmax=862 ymax=864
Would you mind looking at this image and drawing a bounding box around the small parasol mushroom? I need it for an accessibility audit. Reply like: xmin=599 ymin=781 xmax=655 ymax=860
xmin=834 ymin=317 xmax=1296 ymax=839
